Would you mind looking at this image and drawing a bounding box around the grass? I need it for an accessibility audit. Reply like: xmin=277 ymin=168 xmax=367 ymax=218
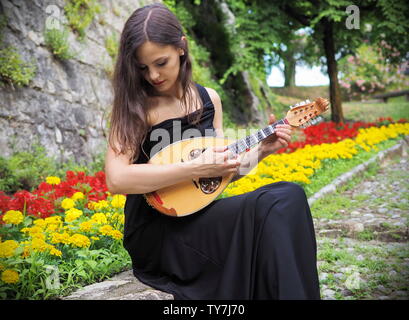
xmin=343 ymin=96 xmax=409 ymax=122
xmin=303 ymin=138 xmax=397 ymax=198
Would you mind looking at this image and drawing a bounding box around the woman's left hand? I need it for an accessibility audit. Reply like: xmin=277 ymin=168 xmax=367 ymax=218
xmin=260 ymin=114 xmax=292 ymax=157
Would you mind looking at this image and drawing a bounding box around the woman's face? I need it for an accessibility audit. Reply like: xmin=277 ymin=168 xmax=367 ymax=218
xmin=136 ymin=40 xmax=184 ymax=95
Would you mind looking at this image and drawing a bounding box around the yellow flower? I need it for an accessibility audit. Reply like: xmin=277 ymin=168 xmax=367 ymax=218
xmin=50 ymin=232 xmax=71 ymax=245
xmin=87 ymin=201 xmax=98 ymax=211
xmin=109 ymin=230 xmax=123 ymax=240
xmin=1 ymin=269 xmax=19 ymax=284
xmin=2 ymin=210 xmax=24 ymax=225
xmin=71 ymin=192 xmax=85 ymax=200
xmin=45 ymin=223 xmax=60 ymax=232
xmin=92 ymin=200 xmax=109 ymax=211
xmin=61 ymin=198 xmax=75 ymax=210
xmin=31 ymin=232 xmax=46 ymax=241
xmin=21 ymin=226 xmax=43 ymax=237
xmin=79 ymin=220 xmax=93 ymax=232
xmin=49 ymin=247 xmax=62 ymax=257
xmin=99 ymin=225 xmax=113 ymax=236
xmin=227 ymin=123 xmax=409 ymax=197
xmin=46 ymin=176 xmax=61 ymax=185
xmin=44 ymin=216 xmax=63 ymax=232
xmin=33 ymin=219 xmax=47 ymax=229
xmin=0 ymin=240 xmax=19 ymax=258
xmin=69 ymin=234 xmax=91 ymax=248
xmin=65 ymin=208 xmax=83 ymax=222
xmin=30 ymin=238 xmax=50 ymax=253
xmin=45 ymin=216 xmax=62 ymax=225
xmin=111 ymin=194 xmax=126 ymax=209
xmin=91 ymin=213 xmax=108 ymax=224
xmin=91 ymin=236 xmax=100 ymax=241
xmin=22 ymin=245 xmax=31 ymax=258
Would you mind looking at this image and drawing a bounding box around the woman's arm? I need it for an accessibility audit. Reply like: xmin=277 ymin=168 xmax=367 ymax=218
xmin=105 ymin=136 xmax=239 ymax=195
xmin=105 ymin=145 xmax=196 ymax=195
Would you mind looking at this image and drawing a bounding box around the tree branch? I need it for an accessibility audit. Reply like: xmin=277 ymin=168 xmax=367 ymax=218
xmin=282 ymin=4 xmax=311 ymax=26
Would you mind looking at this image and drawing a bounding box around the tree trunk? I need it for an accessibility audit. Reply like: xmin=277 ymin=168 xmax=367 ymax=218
xmin=322 ymin=18 xmax=344 ymax=123
xmin=284 ymin=56 xmax=296 ymax=87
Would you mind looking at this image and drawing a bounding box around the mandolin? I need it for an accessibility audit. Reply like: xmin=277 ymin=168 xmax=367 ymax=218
xmin=144 ymin=97 xmax=329 ymax=217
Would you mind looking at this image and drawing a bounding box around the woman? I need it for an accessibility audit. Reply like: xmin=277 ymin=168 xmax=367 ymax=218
xmin=105 ymin=3 xmax=320 ymax=300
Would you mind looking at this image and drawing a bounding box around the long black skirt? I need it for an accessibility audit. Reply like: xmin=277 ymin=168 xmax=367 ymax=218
xmin=126 ymin=181 xmax=321 ymax=300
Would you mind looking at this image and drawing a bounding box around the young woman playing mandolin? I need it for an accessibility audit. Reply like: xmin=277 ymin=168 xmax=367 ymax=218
xmin=105 ymin=3 xmax=320 ymax=300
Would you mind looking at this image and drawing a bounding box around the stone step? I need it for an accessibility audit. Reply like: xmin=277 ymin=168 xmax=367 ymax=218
xmin=62 ymin=270 xmax=173 ymax=300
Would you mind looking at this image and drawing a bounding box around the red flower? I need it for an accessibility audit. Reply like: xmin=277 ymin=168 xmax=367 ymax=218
xmin=27 ymin=197 xmax=55 ymax=218
xmin=1 ymin=170 xmax=109 ymax=219
xmin=277 ymin=120 xmax=377 ymax=153
xmin=0 ymin=191 xmax=11 ymax=213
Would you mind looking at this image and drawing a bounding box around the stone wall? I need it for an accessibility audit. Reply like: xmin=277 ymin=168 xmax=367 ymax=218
xmin=0 ymin=0 xmax=154 ymax=163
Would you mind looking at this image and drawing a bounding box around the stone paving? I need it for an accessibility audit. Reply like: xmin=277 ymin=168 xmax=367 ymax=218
xmin=62 ymin=139 xmax=408 ymax=300
xmin=63 ymin=269 xmax=173 ymax=300
xmin=314 ymin=156 xmax=408 ymax=243
xmin=313 ymin=147 xmax=408 ymax=300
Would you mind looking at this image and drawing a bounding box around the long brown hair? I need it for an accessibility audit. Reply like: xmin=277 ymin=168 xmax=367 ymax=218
xmin=108 ymin=3 xmax=202 ymax=162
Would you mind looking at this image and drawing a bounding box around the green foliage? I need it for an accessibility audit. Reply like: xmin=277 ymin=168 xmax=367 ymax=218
xmin=104 ymin=32 xmax=119 ymax=60
xmin=64 ymin=0 xmax=102 ymax=39
xmin=0 ymin=143 xmax=105 ymax=194
xmin=338 ymin=44 xmax=408 ymax=101
xmin=222 ymin=0 xmax=287 ymax=84
xmin=44 ymin=26 xmax=75 ymax=60
xmin=0 ymin=145 xmax=57 ymax=193
xmin=0 ymin=245 xmax=131 ymax=299
xmin=0 ymin=47 xmax=36 ymax=87
xmin=371 ymin=0 xmax=409 ymax=65
xmin=0 ymin=15 xmax=36 ymax=86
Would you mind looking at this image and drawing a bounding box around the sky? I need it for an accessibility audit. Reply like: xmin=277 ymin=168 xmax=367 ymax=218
xmin=267 ymin=65 xmax=330 ymax=87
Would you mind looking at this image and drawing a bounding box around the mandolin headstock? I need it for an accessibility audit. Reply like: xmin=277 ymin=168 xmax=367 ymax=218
xmin=285 ymin=97 xmax=329 ymax=128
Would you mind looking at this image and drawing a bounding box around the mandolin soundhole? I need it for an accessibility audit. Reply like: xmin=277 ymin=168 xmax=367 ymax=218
xmin=199 ymin=177 xmax=222 ymax=194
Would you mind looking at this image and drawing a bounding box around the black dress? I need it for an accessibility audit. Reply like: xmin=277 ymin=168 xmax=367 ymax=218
xmin=123 ymin=83 xmax=321 ymax=300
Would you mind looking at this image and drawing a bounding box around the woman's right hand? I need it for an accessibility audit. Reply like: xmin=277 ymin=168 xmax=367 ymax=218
xmin=188 ymin=146 xmax=241 ymax=178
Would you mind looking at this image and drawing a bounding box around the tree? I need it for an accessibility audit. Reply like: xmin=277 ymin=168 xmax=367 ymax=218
xmin=269 ymin=0 xmax=409 ymax=122
xmin=271 ymin=30 xmax=317 ymax=88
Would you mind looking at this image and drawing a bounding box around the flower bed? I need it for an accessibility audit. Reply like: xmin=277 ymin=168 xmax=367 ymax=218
xmin=223 ymin=121 xmax=409 ymax=197
xmin=0 ymin=171 xmax=130 ymax=299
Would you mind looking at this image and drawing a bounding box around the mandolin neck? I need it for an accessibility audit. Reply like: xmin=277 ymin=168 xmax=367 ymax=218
xmin=226 ymin=118 xmax=289 ymax=155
